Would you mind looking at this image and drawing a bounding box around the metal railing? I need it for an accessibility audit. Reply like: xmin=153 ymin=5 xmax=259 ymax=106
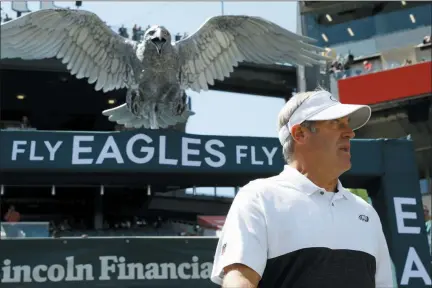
xmin=329 ymin=42 xmax=431 ymax=81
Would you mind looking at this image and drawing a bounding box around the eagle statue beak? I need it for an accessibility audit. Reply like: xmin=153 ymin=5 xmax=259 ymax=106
xmin=151 ymin=30 xmax=166 ymax=55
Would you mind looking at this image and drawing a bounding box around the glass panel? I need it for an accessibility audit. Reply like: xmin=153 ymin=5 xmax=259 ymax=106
xmin=0 ymin=222 xmax=50 ymax=238
xmin=305 ymin=3 xmax=432 ymax=47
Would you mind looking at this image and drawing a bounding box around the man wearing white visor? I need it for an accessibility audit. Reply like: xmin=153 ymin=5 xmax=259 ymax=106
xmin=211 ymin=89 xmax=393 ymax=288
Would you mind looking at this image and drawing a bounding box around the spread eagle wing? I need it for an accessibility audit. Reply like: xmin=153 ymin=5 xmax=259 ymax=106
xmin=175 ymin=15 xmax=329 ymax=92
xmin=1 ymin=9 xmax=142 ymax=93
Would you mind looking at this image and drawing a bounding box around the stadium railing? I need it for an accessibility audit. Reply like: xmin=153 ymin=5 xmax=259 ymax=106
xmin=330 ymin=42 xmax=431 ymax=81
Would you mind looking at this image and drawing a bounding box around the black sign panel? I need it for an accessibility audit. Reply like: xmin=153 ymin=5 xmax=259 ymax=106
xmin=0 ymin=238 xmax=218 ymax=287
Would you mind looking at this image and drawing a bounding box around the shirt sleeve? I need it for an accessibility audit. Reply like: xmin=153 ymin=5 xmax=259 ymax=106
xmin=210 ymin=183 xmax=268 ymax=285
xmin=375 ymin=217 xmax=394 ymax=288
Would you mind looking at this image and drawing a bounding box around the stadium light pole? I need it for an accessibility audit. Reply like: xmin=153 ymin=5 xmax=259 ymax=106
xmin=221 ymin=0 xmax=224 ymax=15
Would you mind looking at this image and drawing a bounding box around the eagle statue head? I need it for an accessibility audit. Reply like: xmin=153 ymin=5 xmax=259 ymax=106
xmin=144 ymin=25 xmax=171 ymax=55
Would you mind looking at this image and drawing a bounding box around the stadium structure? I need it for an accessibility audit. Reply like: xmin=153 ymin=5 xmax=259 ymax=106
xmin=299 ymin=0 xmax=432 ymax=210
xmin=0 ymin=1 xmax=431 ymax=288
xmin=299 ymin=1 xmax=432 ymax=182
xmin=298 ymin=2 xmax=432 ymax=287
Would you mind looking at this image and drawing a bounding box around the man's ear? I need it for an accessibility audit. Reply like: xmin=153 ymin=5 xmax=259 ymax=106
xmin=291 ymin=125 xmax=306 ymax=144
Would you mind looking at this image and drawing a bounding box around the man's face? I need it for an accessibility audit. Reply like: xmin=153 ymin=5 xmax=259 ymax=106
xmin=299 ymin=116 xmax=355 ymax=174
xmin=424 ymin=206 xmax=430 ymax=219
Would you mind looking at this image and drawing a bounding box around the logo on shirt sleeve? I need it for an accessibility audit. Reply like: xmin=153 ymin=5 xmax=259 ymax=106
xmin=358 ymin=214 xmax=369 ymax=222
xmin=221 ymin=243 xmax=227 ymax=255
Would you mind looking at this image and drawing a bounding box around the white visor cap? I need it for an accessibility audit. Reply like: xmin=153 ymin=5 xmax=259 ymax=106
xmin=278 ymin=91 xmax=371 ymax=145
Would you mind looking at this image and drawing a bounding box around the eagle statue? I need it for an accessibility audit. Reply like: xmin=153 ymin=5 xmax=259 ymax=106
xmin=1 ymin=9 xmax=328 ymax=129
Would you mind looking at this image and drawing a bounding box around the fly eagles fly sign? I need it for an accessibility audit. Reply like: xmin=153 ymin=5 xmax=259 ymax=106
xmin=0 ymin=130 xmax=282 ymax=173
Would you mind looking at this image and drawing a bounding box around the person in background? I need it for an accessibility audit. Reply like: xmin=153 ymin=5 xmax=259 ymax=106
xmin=118 ymin=25 xmax=129 ymax=38
xmin=424 ymin=205 xmax=431 ymax=221
xmin=136 ymin=26 xmax=144 ymax=41
xmin=20 ymin=116 xmax=30 ymax=129
xmin=132 ymin=24 xmax=138 ymax=41
xmin=403 ymin=59 xmax=412 ymax=66
xmin=363 ymin=60 xmax=372 ymax=72
xmin=3 ymin=205 xmax=23 ymax=238
xmin=4 ymin=205 xmax=20 ymax=222
xmin=343 ymin=53 xmax=355 ymax=77
xmin=424 ymin=205 xmax=431 ymax=253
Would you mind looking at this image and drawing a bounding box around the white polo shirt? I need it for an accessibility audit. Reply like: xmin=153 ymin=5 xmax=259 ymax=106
xmin=211 ymin=165 xmax=393 ymax=288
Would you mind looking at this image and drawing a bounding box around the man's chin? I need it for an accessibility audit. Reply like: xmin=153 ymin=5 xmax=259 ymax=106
xmin=337 ymin=157 xmax=352 ymax=173
xmin=341 ymin=161 xmax=352 ymax=172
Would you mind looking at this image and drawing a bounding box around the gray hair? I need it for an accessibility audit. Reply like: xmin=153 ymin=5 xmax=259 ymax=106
xmin=277 ymin=91 xmax=320 ymax=163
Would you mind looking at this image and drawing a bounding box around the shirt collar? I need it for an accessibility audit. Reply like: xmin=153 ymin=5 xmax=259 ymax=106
xmin=278 ymin=165 xmax=350 ymax=200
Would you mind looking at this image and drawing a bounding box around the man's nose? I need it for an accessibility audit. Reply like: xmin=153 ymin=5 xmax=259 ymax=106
xmin=342 ymin=126 xmax=355 ymax=139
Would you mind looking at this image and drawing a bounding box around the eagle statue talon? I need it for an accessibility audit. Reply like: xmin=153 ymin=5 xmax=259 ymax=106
xmin=1 ymin=9 xmax=329 ymax=130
